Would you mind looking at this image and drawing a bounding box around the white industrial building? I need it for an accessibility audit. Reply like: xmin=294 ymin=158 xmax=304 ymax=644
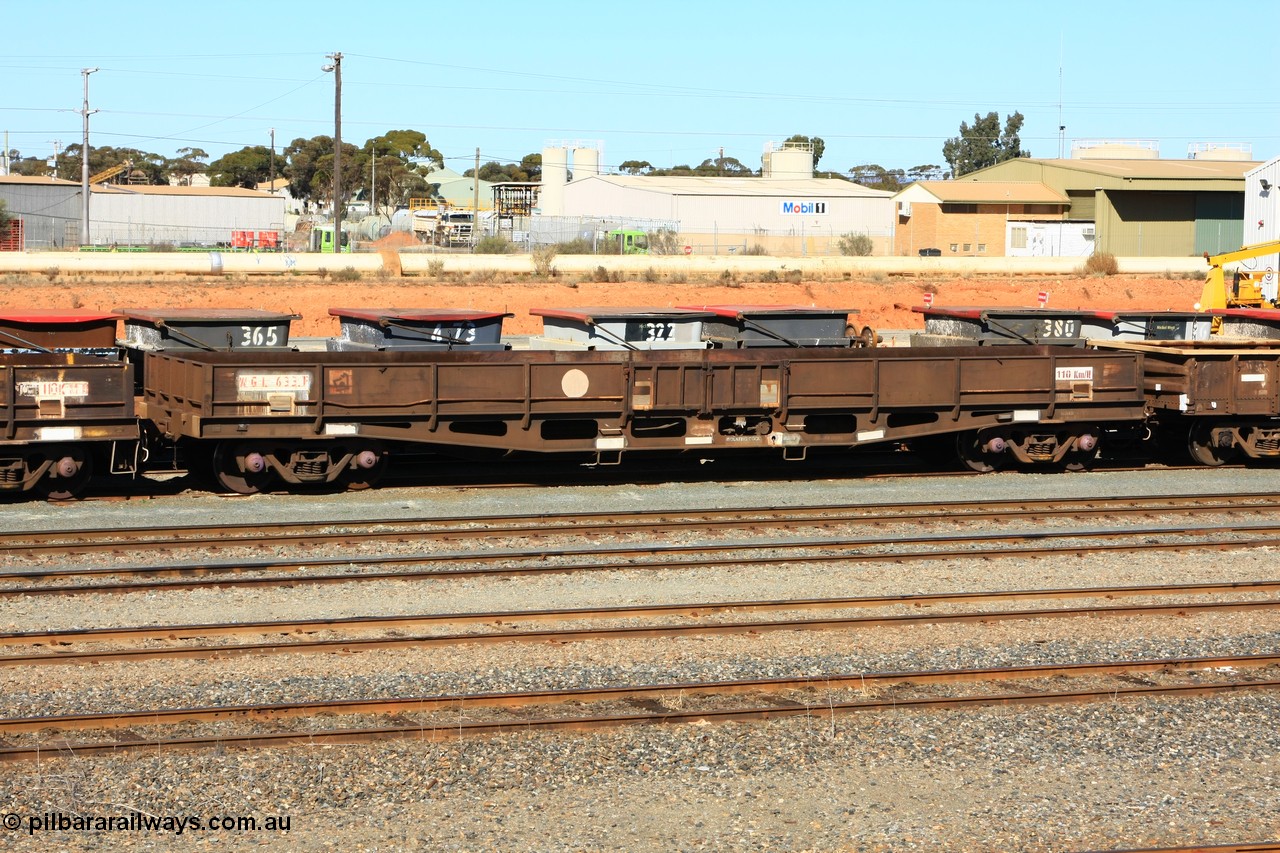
xmin=0 ymin=176 xmax=286 ymax=249
xmin=1243 ymin=156 xmax=1279 ymax=298
xmin=540 ymin=142 xmax=895 ymax=255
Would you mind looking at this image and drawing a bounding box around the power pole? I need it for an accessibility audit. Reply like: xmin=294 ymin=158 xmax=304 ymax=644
xmin=472 ymin=147 xmax=480 ymax=249
xmin=47 ymin=140 xmax=61 ymax=179
xmin=80 ymin=67 xmax=99 ymax=246
xmin=268 ymin=127 xmax=276 ymax=192
xmin=323 ymin=52 xmax=343 ymax=251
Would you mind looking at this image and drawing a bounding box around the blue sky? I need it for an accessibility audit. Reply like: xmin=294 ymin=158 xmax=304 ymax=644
xmin=4 ymin=0 xmax=1277 ymax=176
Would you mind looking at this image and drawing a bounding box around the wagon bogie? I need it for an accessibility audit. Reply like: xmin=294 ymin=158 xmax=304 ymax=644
xmin=210 ymin=439 xmax=389 ymax=495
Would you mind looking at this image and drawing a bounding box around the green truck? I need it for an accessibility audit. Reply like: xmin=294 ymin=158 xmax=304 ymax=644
xmin=606 ymin=229 xmax=649 ymax=255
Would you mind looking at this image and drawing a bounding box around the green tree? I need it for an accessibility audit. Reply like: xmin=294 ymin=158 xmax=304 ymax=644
xmin=849 ymin=164 xmax=907 ymax=192
xmin=942 ymin=111 xmax=1027 ymax=177
xmin=465 ymin=152 xmax=543 ymax=184
xmin=0 ymin=199 xmax=10 ymax=240
xmin=166 ymin=147 xmax=209 ymax=186
xmin=283 ymin=136 xmax=360 ymax=207
xmin=7 ymin=153 xmax=47 ymax=177
xmin=695 ymin=155 xmax=754 ymax=176
xmin=208 ymin=146 xmax=275 ymax=189
xmin=357 ymin=130 xmax=443 ymax=216
xmin=619 ymin=160 xmax=653 ymax=175
xmin=784 ymin=134 xmax=825 ymax=168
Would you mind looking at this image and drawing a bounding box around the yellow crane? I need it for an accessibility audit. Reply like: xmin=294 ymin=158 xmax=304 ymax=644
xmin=87 ymin=161 xmax=130 ymax=185
xmin=1199 ymin=239 xmax=1280 ymax=312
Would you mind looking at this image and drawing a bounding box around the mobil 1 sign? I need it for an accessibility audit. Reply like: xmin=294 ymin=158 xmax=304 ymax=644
xmin=780 ymin=200 xmax=829 ymax=215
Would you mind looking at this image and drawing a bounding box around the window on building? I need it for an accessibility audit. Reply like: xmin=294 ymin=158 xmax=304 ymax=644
xmin=978 ymin=243 xmax=987 ymax=253
xmin=941 ymin=203 xmax=978 ymax=214
xmin=1024 ymin=204 xmax=1058 ymax=215
xmin=963 ymin=243 xmax=971 ymax=252
xmin=1011 ymin=227 xmax=1028 ymax=249
xmin=949 ymin=243 xmax=958 ymax=253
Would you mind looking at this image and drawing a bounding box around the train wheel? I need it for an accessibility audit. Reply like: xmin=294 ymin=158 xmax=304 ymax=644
xmin=36 ymin=450 xmax=93 ymax=500
xmin=1187 ymin=423 xmax=1235 ymax=467
xmin=343 ymin=446 xmax=388 ymax=491
xmin=212 ymin=442 xmax=274 ymax=495
xmin=1062 ymin=430 xmax=1100 ymax=472
xmin=956 ymin=431 xmax=1007 ymax=474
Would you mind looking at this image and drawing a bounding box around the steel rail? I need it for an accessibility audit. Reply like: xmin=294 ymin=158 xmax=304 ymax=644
xmin=5 ymin=597 xmax=1278 ymax=667
xmin=4 ymin=652 xmax=1275 ymax=736
xmin=7 ymin=492 xmax=1280 ymax=557
xmin=3 ymin=674 xmax=1275 ymax=762
xmin=6 ymin=578 xmax=1280 ymax=647
xmin=5 ymin=524 xmax=1280 ymax=598
xmin=1097 ymin=844 xmax=1280 ymax=853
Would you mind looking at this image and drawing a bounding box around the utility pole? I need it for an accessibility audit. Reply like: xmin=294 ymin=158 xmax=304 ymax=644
xmin=323 ymin=52 xmax=343 ymax=251
xmin=268 ymin=127 xmax=276 ymax=192
xmin=80 ymin=67 xmax=99 ymax=246
xmin=370 ymin=142 xmax=376 ymax=220
xmin=47 ymin=140 xmax=61 ymax=179
xmin=472 ymin=147 xmax=480 ymax=250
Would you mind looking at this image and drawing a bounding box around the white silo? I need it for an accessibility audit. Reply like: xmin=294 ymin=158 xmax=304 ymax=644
xmin=540 ymin=146 xmax=569 ymax=215
xmin=761 ymin=141 xmax=814 ymax=179
xmin=572 ymin=145 xmax=601 ymax=180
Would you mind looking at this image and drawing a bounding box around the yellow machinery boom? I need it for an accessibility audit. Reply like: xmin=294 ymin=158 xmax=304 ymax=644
xmin=87 ymin=162 xmax=129 ymax=185
xmin=1200 ymin=239 xmax=1280 ymax=312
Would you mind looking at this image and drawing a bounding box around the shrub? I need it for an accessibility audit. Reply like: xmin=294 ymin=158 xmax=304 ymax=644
xmin=785 ymin=269 xmax=803 ymax=284
xmin=648 ymin=228 xmax=681 ymax=256
xmin=592 ymin=265 xmax=611 ymax=283
xmin=553 ymin=238 xmax=595 ymax=255
xmin=761 ymin=269 xmax=780 ymax=283
xmin=42 ymin=267 xmax=60 ymax=281
xmin=837 ymin=233 xmax=874 ymax=256
xmin=469 ymin=269 xmax=498 ymax=284
xmin=743 ymin=243 xmax=769 ymax=256
xmin=426 ymin=259 xmax=446 ymax=277
xmin=1083 ymin=251 xmax=1119 ymax=276
xmin=642 ymin=267 xmax=660 ymax=283
xmin=333 ymin=267 xmax=361 ymax=282
xmin=532 ymin=245 xmax=557 ymax=278
xmin=474 ymin=235 xmax=514 ymax=254
xmin=669 ymin=272 xmax=688 ymax=284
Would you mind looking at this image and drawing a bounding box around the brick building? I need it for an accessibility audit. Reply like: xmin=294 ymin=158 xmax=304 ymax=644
xmin=892 ymin=181 xmax=1069 ymax=257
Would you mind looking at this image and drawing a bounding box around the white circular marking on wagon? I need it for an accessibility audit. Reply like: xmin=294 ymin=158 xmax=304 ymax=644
xmin=561 ymin=368 xmax=590 ymax=398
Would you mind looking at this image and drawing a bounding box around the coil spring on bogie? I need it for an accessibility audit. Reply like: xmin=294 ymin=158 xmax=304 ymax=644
xmin=1026 ymin=441 xmax=1056 ymax=459
xmin=294 ymin=458 xmax=327 ymax=476
xmin=1256 ymin=437 xmax=1280 ymax=453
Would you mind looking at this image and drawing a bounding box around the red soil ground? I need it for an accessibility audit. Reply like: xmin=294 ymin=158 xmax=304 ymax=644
xmin=0 ymin=271 xmax=1205 ymax=338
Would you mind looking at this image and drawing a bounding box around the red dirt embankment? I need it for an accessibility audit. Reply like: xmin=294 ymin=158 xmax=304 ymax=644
xmin=0 ymin=272 xmax=1205 ymax=337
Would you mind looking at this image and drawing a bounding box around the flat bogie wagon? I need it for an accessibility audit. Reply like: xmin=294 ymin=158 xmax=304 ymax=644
xmin=0 ymin=353 xmax=138 ymax=497
xmin=1097 ymin=339 xmax=1280 ymax=464
xmin=140 ymin=345 xmax=1145 ymax=492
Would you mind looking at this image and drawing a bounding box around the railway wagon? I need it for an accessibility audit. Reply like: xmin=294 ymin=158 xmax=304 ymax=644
xmin=0 ymin=310 xmax=139 ymax=498
xmin=136 ymin=343 xmax=1147 ymax=493
xmin=1094 ymin=309 xmax=1280 ymax=466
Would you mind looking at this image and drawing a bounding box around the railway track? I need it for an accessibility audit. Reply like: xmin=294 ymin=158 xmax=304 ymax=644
xmin=4 ymin=582 xmax=1279 ymax=666
xmin=5 ymin=518 xmax=1280 ymax=597
xmin=8 ymin=491 xmax=1280 ymax=557
xmin=2 ymin=654 xmax=1274 ymax=761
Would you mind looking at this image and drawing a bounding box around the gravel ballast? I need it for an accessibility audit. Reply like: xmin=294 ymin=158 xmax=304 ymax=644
xmin=2 ymin=467 xmax=1279 ymax=850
